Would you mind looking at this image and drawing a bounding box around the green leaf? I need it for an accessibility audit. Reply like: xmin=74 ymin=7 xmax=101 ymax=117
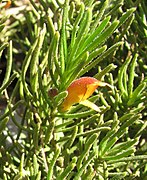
xmin=80 ymin=42 xmax=122 ymax=76
xmin=60 ymin=0 xmax=69 ymax=73
xmin=90 ymin=0 xmax=109 ymax=33
xmin=70 ymin=2 xmax=85 ymax=50
xmin=64 ymin=51 xmax=89 ymax=89
xmin=74 ymin=152 xmax=96 ymax=180
xmin=1 ymin=41 xmax=13 ymax=86
xmin=30 ymin=24 xmax=46 ymax=93
xmin=94 ymin=63 xmax=117 ymax=80
xmin=80 ymin=16 xmax=111 ymax=52
xmin=100 ymin=114 xmax=140 ymax=156
xmin=106 ymin=138 xmax=138 ymax=156
xmin=54 ymin=91 xmax=68 ymax=106
xmin=77 ymin=133 xmax=98 ymax=170
xmin=21 ymin=38 xmax=38 ymax=99
xmin=118 ymin=55 xmax=132 ymax=99
xmin=0 ymin=42 xmax=8 ymax=58
xmin=127 ymin=82 xmax=147 ymax=106
xmin=0 ymin=117 xmax=9 ymax=134
xmin=67 ymin=7 xmax=92 ymax=68
xmin=57 ymin=157 xmax=77 ymax=180
xmin=103 ymin=148 xmax=135 ymax=161
xmin=33 ymin=154 xmax=39 ymax=176
xmin=38 ymin=68 xmax=53 ymax=108
xmin=0 ymin=72 xmax=19 ymax=96
xmin=118 ymin=8 xmax=136 ymax=28
xmin=128 ymin=54 xmax=138 ymax=97
xmin=47 ymin=147 xmax=60 ymax=180
xmin=108 ymin=155 xmax=147 ymax=163
xmin=0 ymin=24 xmax=5 ymax=32
xmin=84 ymin=20 xmax=119 ymax=52
xmin=56 ymin=110 xmax=96 ymax=119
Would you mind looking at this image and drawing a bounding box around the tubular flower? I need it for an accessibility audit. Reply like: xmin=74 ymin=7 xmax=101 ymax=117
xmin=60 ymin=77 xmax=109 ymax=112
xmin=4 ymin=0 xmax=11 ymax=9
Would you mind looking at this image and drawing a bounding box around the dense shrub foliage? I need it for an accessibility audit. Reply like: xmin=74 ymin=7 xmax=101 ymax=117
xmin=0 ymin=0 xmax=147 ymax=179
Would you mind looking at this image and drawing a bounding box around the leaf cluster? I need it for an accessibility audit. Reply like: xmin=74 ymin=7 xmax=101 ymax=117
xmin=0 ymin=0 xmax=147 ymax=179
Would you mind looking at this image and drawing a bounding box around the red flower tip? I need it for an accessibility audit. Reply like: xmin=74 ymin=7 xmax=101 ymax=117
xmin=48 ymin=88 xmax=58 ymax=98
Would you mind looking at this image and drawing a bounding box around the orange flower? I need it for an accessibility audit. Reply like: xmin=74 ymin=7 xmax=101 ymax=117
xmin=4 ymin=0 xmax=11 ymax=9
xmin=60 ymin=77 xmax=109 ymax=112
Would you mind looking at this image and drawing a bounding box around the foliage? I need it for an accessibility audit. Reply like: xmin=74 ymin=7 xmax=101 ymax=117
xmin=0 ymin=0 xmax=147 ymax=179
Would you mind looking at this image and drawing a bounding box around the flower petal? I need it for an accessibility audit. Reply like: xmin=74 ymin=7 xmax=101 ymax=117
xmin=60 ymin=77 xmax=108 ymax=112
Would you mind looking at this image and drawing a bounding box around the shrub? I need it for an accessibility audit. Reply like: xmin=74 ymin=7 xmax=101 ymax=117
xmin=0 ymin=0 xmax=147 ymax=179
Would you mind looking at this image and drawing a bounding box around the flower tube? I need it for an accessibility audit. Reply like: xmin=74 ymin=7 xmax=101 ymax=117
xmin=60 ymin=77 xmax=109 ymax=112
